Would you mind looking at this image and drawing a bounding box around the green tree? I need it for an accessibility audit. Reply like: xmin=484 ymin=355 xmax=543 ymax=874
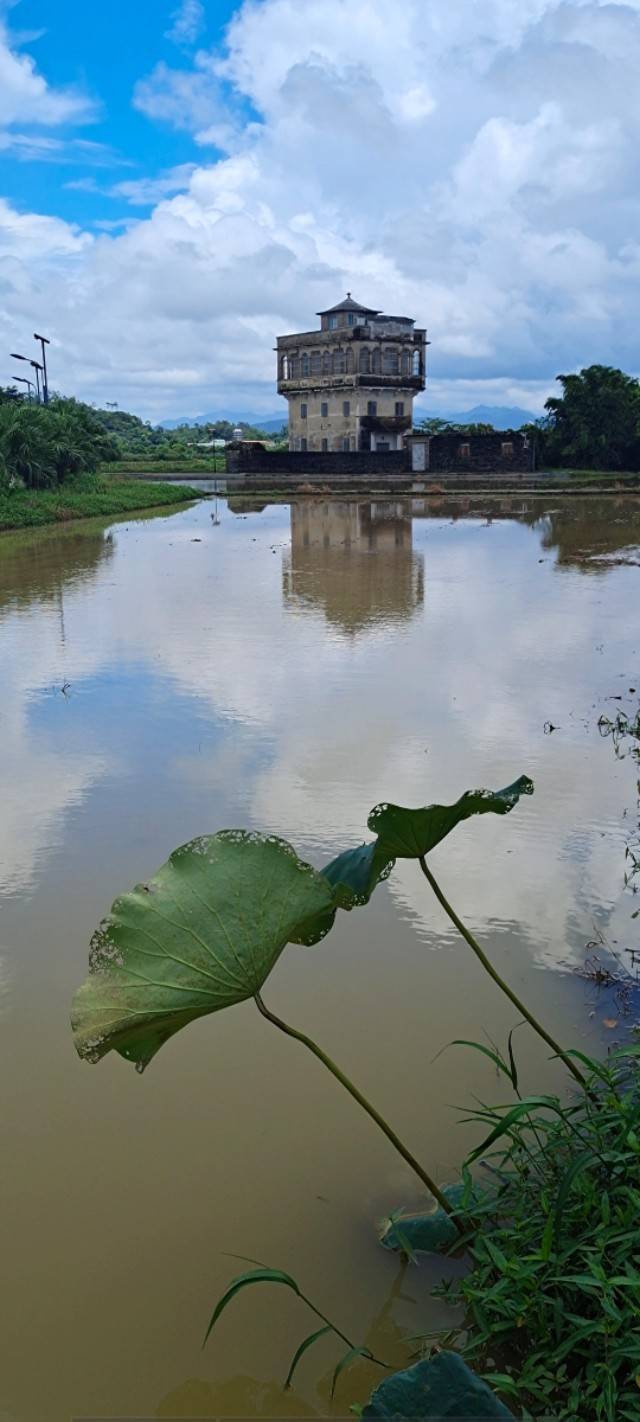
xmin=544 ymin=364 xmax=640 ymax=470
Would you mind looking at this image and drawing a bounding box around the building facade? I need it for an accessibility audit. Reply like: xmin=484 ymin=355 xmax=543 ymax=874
xmin=276 ymin=295 xmax=427 ymax=453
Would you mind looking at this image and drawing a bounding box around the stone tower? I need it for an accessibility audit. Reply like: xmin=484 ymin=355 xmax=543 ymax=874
xmin=276 ymin=295 xmax=427 ymax=453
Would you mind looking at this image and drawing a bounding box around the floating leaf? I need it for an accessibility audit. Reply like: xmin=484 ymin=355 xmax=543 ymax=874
xmin=362 ymin=1352 xmax=513 ymax=1418
xmin=284 ymin=1325 xmax=333 ymax=1389
xmin=368 ymin=776 xmax=534 ymax=860
xmin=203 ymin=1267 xmax=301 ymax=1349
xmin=71 ymin=832 xmax=337 ymax=1070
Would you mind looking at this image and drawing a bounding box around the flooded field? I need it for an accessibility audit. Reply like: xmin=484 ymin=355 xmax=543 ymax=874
xmin=1 ymin=492 xmax=639 ymax=1421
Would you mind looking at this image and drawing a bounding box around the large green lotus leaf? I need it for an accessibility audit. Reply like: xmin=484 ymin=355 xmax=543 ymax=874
xmin=367 ymin=776 xmax=534 ymax=859
xmin=363 ymin=1352 xmax=514 ymax=1419
xmin=71 ymin=831 xmax=336 ymax=1071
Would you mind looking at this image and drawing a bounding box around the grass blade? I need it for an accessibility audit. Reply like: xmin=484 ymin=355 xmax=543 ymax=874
xmin=331 ymin=1345 xmax=372 ymax=1398
xmin=203 ymin=1267 xmax=300 ymax=1348
xmin=284 ymin=1325 xmax=333 ymax=1389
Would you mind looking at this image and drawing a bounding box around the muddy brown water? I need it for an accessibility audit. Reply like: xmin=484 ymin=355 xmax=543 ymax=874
xmin=1 ymin=492 xmax=639 ymax=1421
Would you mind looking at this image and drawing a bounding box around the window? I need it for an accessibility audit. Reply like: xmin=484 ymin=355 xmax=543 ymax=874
xmin=395 ymin=402 xmax=405 ymax=417
xmin=401 ymin=350 xmax=411 ymax=377
xmin=333 ymin=349 xmax=345 ymax=374
xmin=412 ymin=350 xmax=421 ymax=376
xmin=321 ymin=438 xmax=328 ymax=452
xmin=321 ymin=401 xmax=328 ymax=417
xmin=347 ymin=313 xmax=355 ymax=325
xmin=300 ymin=403 xmax=307 ymax=419
xmin=383 ymin=348 xmax=399 ymax=375
xmin=371 ymin=348 xmax=381 ymax=374
xmin=345 ymin=349 xmax=354 ymax=373
xmin=310 ymin=350 xmax=321 ymax=375
xmin=459 ymin=442 xmax=470 ymax=459
xmin=359 ymin=348 xmax=370 ymax=374
xmin=343 ymin=400 xmax=350 ymax=417
xmin=328 ymin=315 xmax=337 ymax=330
xmin=367 ymin=400 xmax=377 ymax=416
xmin=301 ymin=353 xmax=310 ymax=376
xmin=322 ymin=351 xmax=331 ymax=375
xmin=300 ymin=437 xmax=307 ymax=452
xmin=501 ymin=441 xmax=514 ymax=457
xmin=342 ymin=437 xmax=350 ymax=451
xmin=281 ymin=354 xmax=289 ymax=380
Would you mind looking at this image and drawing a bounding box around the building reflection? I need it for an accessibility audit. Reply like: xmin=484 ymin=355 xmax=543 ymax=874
xmin=282 ymin=498 xmax=424 ymax=634
xmin=0 ymin=525 xmax=113 ymax=617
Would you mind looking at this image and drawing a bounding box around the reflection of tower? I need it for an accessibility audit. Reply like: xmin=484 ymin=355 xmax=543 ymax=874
xmin=282 ymin=499 xmax=424 ymax=634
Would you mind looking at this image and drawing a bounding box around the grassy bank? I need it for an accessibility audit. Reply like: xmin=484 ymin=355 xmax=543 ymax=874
xmin=102 ymin=456 xmax=226 ymax=475
xmin=0 ymin=473 xmax=202 ymax=532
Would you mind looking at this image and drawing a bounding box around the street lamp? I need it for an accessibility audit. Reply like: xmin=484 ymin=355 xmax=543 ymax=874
xmin=12 ymin=374 xmax=35 ymax=401
xmin=30 ymin=361 xmax=44 ymax=402
xmin=34 ymin=333 xmax=50 ymax=403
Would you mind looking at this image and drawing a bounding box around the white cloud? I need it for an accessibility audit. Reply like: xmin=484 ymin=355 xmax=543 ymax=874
xmin=4 ymin=0 xmax=640 ymax=418
xmin=165 ymin=0 xmax=205 ymax=46
xmin=0 ymin=15 xmax=95 ymax=128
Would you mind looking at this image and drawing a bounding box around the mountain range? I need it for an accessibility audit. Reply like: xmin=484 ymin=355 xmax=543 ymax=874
xmin=161 ymin=403 xmax=539 ymax=432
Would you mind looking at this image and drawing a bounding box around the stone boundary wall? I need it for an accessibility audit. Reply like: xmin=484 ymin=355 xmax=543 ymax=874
xmin=226 ymin=443 xmax=407 ymax=477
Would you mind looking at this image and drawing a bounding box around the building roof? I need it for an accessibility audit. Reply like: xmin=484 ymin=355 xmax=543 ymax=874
xmin=316 ymin=293 xmax=380 ymax=316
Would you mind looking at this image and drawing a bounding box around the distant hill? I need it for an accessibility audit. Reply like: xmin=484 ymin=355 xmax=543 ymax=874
xmin=416 ymin=404 xmax=538 ymax=429
xmin=161 ymin=404 xmax=537 ymax=433
xmin=161 ymin=412 xmax=287 ymax=432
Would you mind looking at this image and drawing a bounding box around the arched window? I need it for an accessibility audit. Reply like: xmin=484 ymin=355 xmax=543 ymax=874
xmin=289 ymin=356 xmax=298 ymax=378
xmin=359 ymin=348 xmax=370 ymax=374
xmin=412 ymin=349 xmax=421 ymax=377
xmin=301 ymin=352 xmax=310 ymax=377
xmin=383 ymin=348 xmax=399 ymax=375
xmin=310 ymin=350 xmax=321 ymax=375
xmin=345 ymin=348 xmax=354 ymax=373
xmin=333 ymin=348 xmax=345 ymax=375
xmin=281 ymin=354 xmax=290 ymax=380
xmin=401 ymin=350 xmax=411 ymax=377
xmin=371 ymin=348 xmax=381 ymax=374
xmin=322 ymin=351 xmax=331 ymax=375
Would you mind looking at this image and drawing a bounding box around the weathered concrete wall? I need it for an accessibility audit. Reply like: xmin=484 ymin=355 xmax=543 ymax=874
xmin=227 ymin=443 xmax=407 ymax=477
xmin=419 ymin=431 xmax=533 ymax=474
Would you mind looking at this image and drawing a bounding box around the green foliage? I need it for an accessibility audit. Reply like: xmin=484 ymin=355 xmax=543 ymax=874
xmin=367 ymin=777 xmax=533 ymax=860
xmin=598 ymin=703 xmax=640 ymax=899
xmin=543 ymin=365 xmax=640 ymax=471
xmin=363 ymin=1352 xmax=513 ymax=1419
xmin=0 ymin=474 xmax=199 ymax=531
xmin=0 ymin=397 xmax=119 ymax=491
xmin=426 ymin=1047 xmax=640 ymax=1421
xmin=416 ymin=418 xmax=497 ymax=436
xmin=90 ymin=407 xmax=271 ymax=460
xmin=71 ymin=831 xmax=337 ymax=1069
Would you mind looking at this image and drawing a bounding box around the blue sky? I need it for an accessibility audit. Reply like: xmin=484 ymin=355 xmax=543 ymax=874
xmin=6 ymin=0 xmax=240 ymax=226
xmin=1 ymin=0 xmax=639 ymax=421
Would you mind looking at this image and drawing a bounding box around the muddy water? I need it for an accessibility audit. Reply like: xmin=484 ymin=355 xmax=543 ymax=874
xmin=1 ymin=493 xmax=639 ymax=1421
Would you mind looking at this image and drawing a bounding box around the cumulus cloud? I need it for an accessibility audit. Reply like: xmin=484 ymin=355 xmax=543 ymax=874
xmin=0 ymin=14 xmax=95 ymax=128
xmin=165 ymin=0 xmax=205 ymax=46
xmin=3 ymin=0 xmax=640 ymax=418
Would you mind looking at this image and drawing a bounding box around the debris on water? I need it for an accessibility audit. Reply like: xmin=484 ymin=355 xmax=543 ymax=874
xmin=543 ymin=721 xmax=558 ymax=734
xmin=191 ymin=538 xmax=202 ymax=542
xmin=60 ymin=681 xmax=71 ymax=696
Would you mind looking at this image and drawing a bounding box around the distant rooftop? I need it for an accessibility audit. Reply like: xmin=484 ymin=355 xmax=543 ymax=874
xmin=316 ymin=293 xmax=380 ymax=317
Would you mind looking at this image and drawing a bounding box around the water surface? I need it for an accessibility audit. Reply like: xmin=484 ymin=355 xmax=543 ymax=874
xmin=1 ymin=493 xmax=639 ymax=1420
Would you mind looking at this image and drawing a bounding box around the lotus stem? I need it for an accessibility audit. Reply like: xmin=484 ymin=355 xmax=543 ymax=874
xmin=418 ymin=856 xmax=588 ymax=1091
xmin=254 ymin=991 xmax=462 ymax=1229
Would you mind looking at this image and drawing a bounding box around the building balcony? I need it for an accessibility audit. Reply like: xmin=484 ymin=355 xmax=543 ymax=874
xmin=277 ymin=374 xmax=425 ymax=395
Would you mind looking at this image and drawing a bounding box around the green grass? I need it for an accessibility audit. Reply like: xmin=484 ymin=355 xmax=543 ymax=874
xmin=428 ymin=1046 xmax=640 ymax=1421
xmin=0 ymin=473 xmax=202 ymax=532
xmin=102 ymin=456 xmax=226 ymax=474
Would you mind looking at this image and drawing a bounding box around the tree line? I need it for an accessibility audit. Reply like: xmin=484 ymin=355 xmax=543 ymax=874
xmin=420 ymin=365 xmax=640 ymax=471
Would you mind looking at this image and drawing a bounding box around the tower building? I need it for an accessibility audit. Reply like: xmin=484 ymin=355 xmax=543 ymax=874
xmin=276 ymin=296 xmax=427 ymax=453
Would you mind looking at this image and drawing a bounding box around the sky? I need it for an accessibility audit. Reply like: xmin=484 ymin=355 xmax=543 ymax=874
xmin=1 ymin=0 xmax=639 ymax=422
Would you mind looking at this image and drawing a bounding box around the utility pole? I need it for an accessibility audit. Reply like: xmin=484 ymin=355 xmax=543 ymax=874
xmin=34 ymin=333 xmax=50 ymax=403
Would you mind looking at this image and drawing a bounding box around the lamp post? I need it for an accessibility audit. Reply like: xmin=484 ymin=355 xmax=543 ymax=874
xmin=11 ymin=352 xmax=39 ymax=401
xmin=12 ymin=375 xmax=35 ymax=401
xmin=30 ymin=361 xmax=44 ymax=403
xmin=34 ymin=333 xmax=50 ymax=403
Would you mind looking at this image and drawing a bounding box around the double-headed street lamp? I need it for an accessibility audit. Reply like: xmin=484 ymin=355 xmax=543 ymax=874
xmin=34 ymin=333 xmax=50 ymax=403
xmin=11 ymin=352 xmax=45 ymax=403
